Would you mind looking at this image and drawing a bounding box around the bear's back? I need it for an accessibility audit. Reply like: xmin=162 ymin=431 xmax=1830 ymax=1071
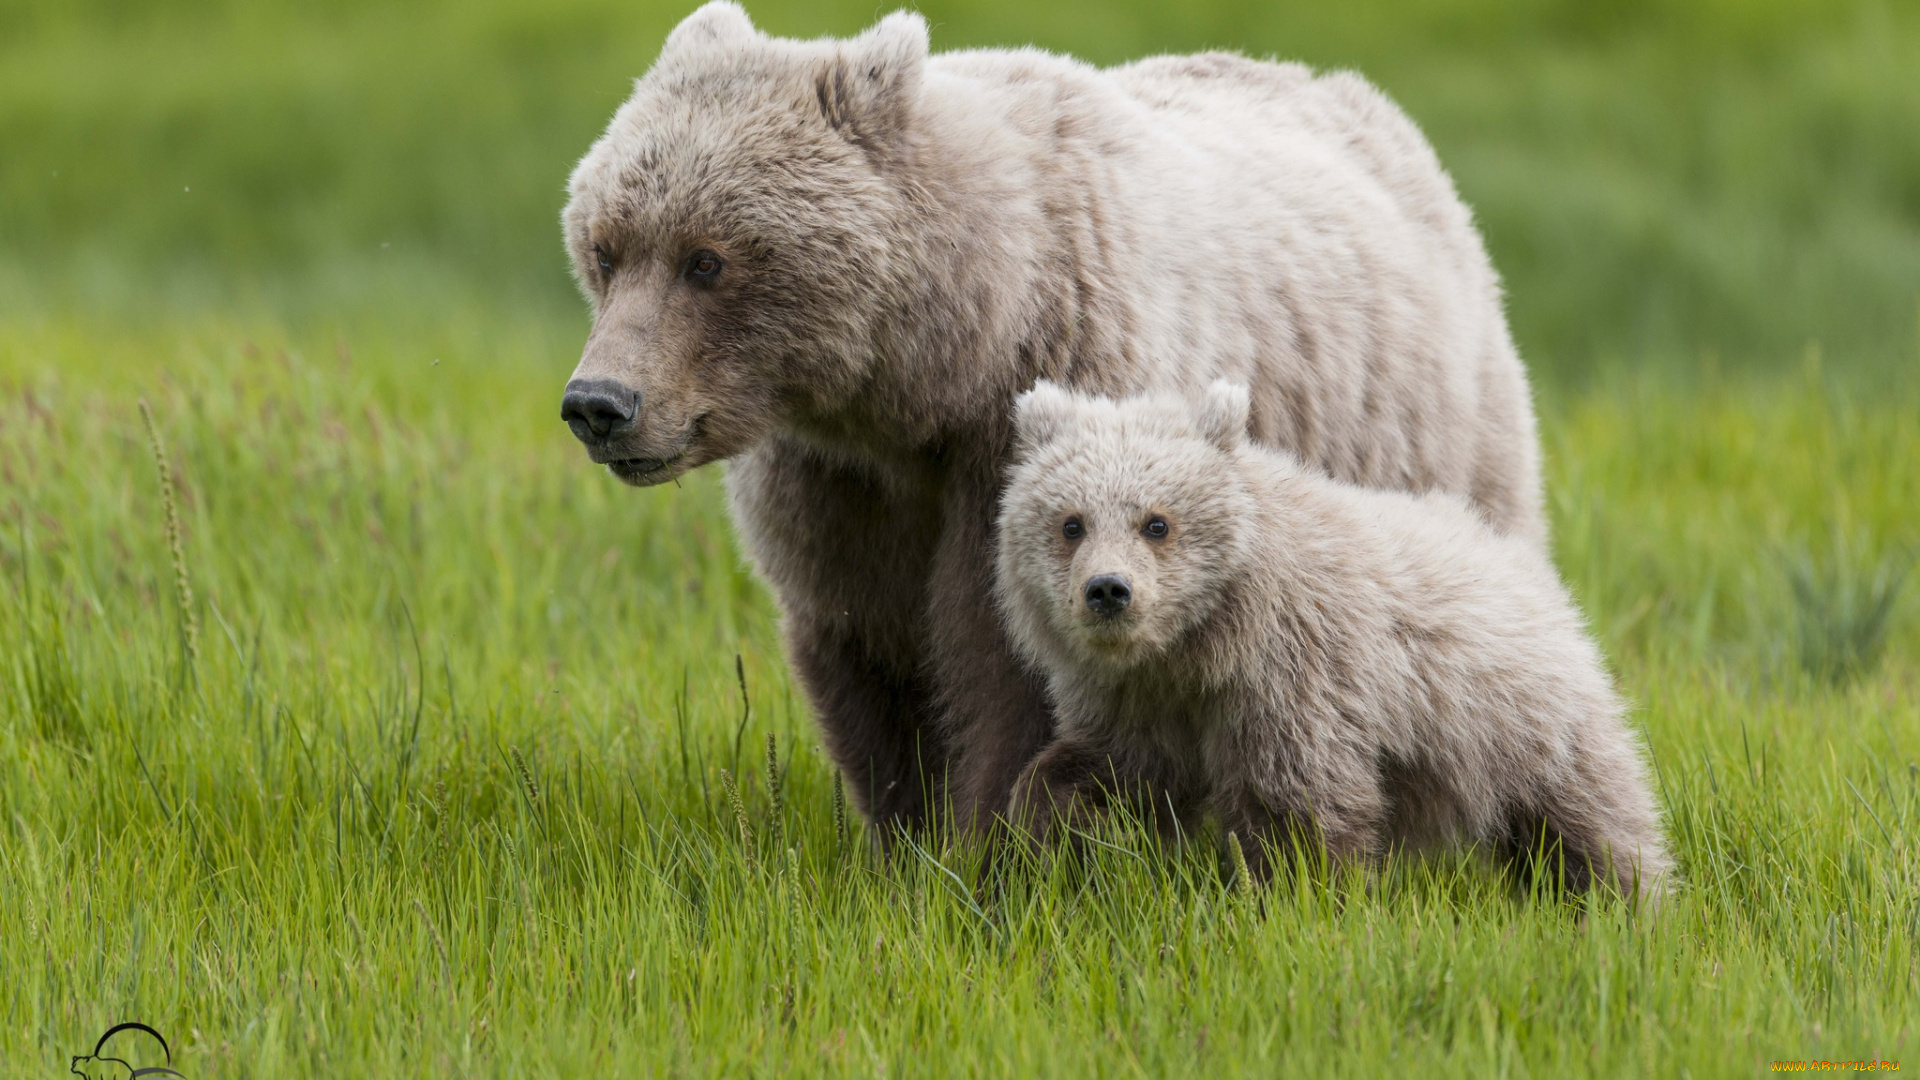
xmin=1111 ymin=54 xmax=1472 ymax=253
xmin=1110 ymin=51 xmax=1316 ymax=109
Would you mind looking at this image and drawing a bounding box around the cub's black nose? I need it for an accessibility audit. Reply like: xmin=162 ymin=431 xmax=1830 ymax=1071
xmin=560 ymin=379 xmax=639 ymax=441
xmin=1084 ymin=574 xmax=1132 ymax=617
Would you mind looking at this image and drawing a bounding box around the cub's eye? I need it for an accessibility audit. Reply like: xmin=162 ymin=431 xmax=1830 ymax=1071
xmin=592 ymin=244 xmax=614 ymax=275
xmin=683 ymin=249 xmax=724 ymax=285
xmin=1143 ymin=516 xmax=1169 ymax=539
xmin=1062 ymin=517 xmax=1084 ymax=541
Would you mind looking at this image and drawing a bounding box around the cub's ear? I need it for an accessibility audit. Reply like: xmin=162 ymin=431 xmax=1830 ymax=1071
xmin=1012 ymin=379 xmax=1079 ymax=450
xmin=815 ymin=11 xmax=928 ymax=157
xmin=1194 ymin=380 xmax=1251 ymax=451
xmin=662 ymin=2 xmax=758 ymax=60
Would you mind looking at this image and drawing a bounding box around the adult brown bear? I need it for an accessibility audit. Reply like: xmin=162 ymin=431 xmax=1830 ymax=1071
xmin=558 ymin=3 xmax=1544 ymax=834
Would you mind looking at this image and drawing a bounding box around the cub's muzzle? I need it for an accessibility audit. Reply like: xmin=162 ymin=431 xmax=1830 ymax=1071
xmin=1084 ymin=574 xmax=1132 ymax=618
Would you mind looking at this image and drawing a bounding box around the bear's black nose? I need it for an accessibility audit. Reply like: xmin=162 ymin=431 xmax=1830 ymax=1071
xmin=560 ymin=379 xmax=639 ymax=442
xmin=1084 ymin=574 xmax=1132 ymax=617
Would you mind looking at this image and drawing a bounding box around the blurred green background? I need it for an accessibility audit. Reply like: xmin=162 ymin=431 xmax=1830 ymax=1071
xmin=3 ymin=0 xmax=1917 ymax=386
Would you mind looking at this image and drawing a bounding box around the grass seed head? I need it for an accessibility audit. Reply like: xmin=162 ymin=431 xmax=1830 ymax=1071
xmin=765 ymin=730 xmax=783 ymax=837
xmin=139 ymin=397 xmax=198 ymax=674
xmin=832 ymin=771 xmax=848 ymax=853
xmin=1227 ymin=830 xmax=1255 ymax=901
xmin=509 ymin=745 xmax=539 ymax=804
xmin=415 ymin=896 xmax=451 ymax=994
xmin=720 ymin=767 xmax=757 ymax=870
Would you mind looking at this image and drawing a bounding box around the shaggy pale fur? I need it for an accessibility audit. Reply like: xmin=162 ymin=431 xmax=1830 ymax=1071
xmin=998 ymin=381 xmax=1670 ymax=901
xmin=558 ymin=3 xmax=1544 ymax=833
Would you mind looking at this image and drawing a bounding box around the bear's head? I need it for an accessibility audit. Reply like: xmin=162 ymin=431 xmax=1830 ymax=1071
xmin=996 ymin=380 xmax=1258 ymax=673
xmin=560 ymin=2 xmax=930 ymax=485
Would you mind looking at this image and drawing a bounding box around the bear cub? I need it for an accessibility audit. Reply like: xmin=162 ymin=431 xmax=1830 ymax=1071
xmin=995 ymin=381 xmax=1671 ymax=901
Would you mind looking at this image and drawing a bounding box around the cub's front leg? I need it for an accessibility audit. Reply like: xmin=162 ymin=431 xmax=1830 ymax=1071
xmin=1210 ymin=707 xmax=1391 ymax=883
xmin=1007 ymin=739 xmax=1125 ymax=845
xmin=1007 ymin=738 xmax=1194 ymax=845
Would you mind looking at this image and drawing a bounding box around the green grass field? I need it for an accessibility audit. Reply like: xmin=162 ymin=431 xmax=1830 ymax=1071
xmin=3 ymin=0 xmax=1918 ymax=1075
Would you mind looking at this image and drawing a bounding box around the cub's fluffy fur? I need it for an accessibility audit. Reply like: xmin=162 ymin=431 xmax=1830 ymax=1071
xmin=561 ymin=3 xmax=1544 ymax=832
xmin=998 ymin=381 xmax=1670 ymax=900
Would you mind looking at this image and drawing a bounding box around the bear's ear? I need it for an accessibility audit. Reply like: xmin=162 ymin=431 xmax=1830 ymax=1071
xmin=661 ymin=2 xmax=758 ymax=61
xmin=815 ymin=11 xmax=929 ymax=157
xmin=1194 ymin=381 xmax=1251 ymax=451
xmin=1012 ymin=379 xmax=1080 ymax=450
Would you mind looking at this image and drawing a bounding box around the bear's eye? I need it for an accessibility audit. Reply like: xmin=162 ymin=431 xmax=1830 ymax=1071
xmin=683 ymin=249 xmax=724 ymax=286
xmin=592 ymin=244 xmax=614 ymax=276
xmin=1143 ymin=516 xmax=1169 ymax=539
xmin=1062 ymin=517 xmax=1084 ymax=541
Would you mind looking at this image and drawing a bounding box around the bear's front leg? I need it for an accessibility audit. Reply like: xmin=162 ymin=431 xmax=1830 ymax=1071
xmin=726 ymin=437 xmax=949 ymax=832
xmin=925 ymin=463 xmax=1056 ymax=836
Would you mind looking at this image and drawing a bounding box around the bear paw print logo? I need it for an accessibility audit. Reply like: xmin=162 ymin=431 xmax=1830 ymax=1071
xmin=69 ymin=1022 xmax=185 ymax=1079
